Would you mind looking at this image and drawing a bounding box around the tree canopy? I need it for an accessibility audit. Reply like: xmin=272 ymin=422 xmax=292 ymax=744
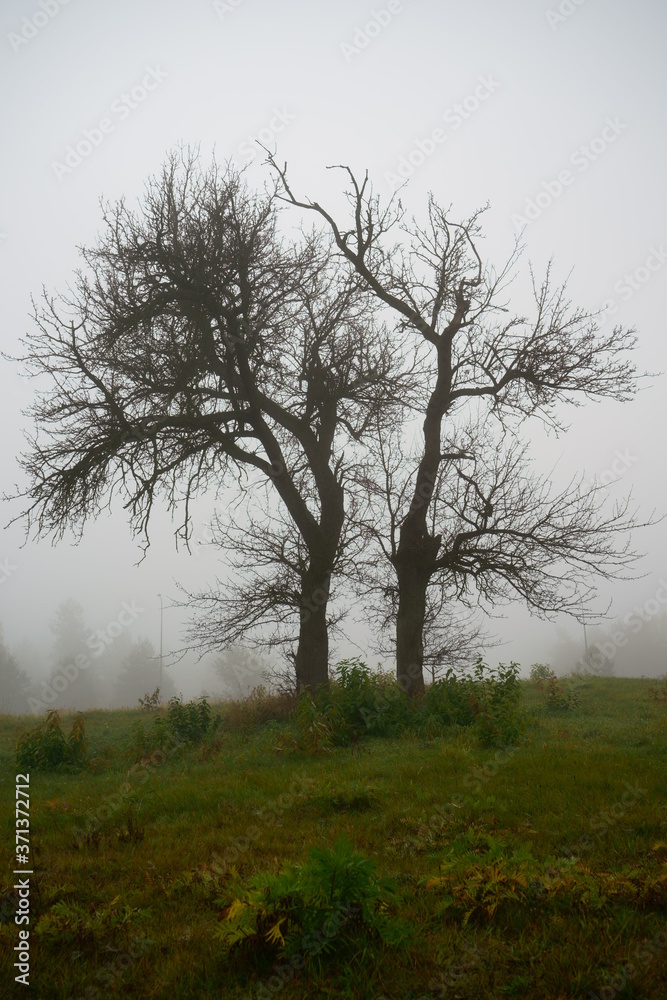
xmin=10 ymin=149 xmax=411 ymax=694
xmin=266 ymin=155 xmax=650 ymax=695
xmin=8 ymin=147 xmax=652 ymax=699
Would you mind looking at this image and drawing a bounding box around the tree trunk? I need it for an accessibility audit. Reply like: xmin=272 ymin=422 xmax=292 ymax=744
xmin=394 ymin=563 xmax=429 ymax=699
xmin=294 ymin=565 xmax=331 ymax=696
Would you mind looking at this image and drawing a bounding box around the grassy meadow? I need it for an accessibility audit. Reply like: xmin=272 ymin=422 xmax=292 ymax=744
xmin=0 ymin=672 xmax=666 ymax=999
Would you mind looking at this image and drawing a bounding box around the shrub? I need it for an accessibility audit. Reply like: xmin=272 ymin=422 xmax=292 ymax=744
xmin=163 ymin=695 xmax=220 ymax=744
xmin=217 ymin=836 xmax=412 ymax=966
xmin=647 ymin=676 xmax=667 ymax=705
xmin=533 ymin=668 xmax=579 ymax=711
xmin=422 ymin=670 xmax=479 ymax=729
xmin=423 ymin=657 xmax=526 ymax=746
xmin=15 ymin=710 xmax=88 ymax=771
xmin=138 ymin=687 xmax=162 ymax=711
xmin=273 ymin=690 xmax=335 ymax=755
xmin=471 ymin=657 xmax=526 ymax=745
xmin=315 ymin=658 xmax=413 ymax=745
xmin=529 ymin=662 xmax=555 ymax=684
xmin=295 ymin=690 xmax=334 ymax=753
xmin=276 ymin=656 xmax=525 ymax=754
xmin=126 ymin=696 xmax=221 ymax=761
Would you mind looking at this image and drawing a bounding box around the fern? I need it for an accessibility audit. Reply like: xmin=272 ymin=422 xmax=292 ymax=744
xmin=35 ymin=896 xmax=150 ymax=943
xmin=216 ymin=836 xmax=412 ymax=964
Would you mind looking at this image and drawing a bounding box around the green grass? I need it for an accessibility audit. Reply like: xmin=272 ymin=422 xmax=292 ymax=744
xmin=1 ymin=676 xmax=665 ymax=998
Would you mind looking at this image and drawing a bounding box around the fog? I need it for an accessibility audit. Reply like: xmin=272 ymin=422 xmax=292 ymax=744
xmin=2 ymin=0 xmax=666 ymax=712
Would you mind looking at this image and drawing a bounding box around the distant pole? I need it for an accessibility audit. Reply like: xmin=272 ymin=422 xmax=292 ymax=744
xmin=581 ymin=596 xmax=592 ymax=673
xmin=158 ymin=593 xmax=163 ymax=689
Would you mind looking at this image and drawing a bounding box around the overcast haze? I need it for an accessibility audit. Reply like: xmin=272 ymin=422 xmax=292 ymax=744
xmin=2 ymin=0 xmax=666 ymax=704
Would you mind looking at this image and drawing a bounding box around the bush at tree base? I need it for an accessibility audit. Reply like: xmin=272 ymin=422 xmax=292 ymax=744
xmin=286 ymin=656 xmax=526 ymax=751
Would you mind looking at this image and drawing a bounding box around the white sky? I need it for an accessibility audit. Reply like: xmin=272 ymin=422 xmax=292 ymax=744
xmin=1 ymin=0 xmax=666 ymax=688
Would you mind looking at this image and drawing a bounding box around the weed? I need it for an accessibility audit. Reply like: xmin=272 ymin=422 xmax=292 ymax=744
xmin=423 ymin=657 xmax=526 ymax=746
xmin=422 ymin=671 xmax=479 ymax=729
xmin=275 ymin=657 xmax=526 ymax=754
xmin=425 ymin=847 xmax=667 ymax=925
xmin=35 ymin=896 xmax=151 ymax=945
xmin=330 ymin=659 xmax=411 ymax=738
xmin=117 ymin=805 xmax=145 ymax=844
xmin=198 ymin=736 xmax=223 ymax=762
xmin=165 ymin=695 xmax=220 ymax=744
xmin=15 ymin=710 xmax=88 ymax=771
xmin=529 ymin=662 xmax=555 ymax=684
xmin=217 ymin=836 xmax=412 ymax=966
xmin=126 ymin=696 xmax=221 ymax=760
xmin=534 ymin=667 xmax=580 ymax=711
xmin=126 ymin=720 xmax=149 ymax=759
xmin=72 ymin=829 xmax=101 ymax=852
xmin=647 ymin=676 xmax=667 ymax=705
xmin=273 ymin=692 xmax=332 ymax=755
xmin=138 ymin=687 xmax=162 ymax=711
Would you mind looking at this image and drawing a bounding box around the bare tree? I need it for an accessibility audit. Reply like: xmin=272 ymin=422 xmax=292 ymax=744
xmin=267 ymin=156 xmax=651 ymax=697
xmin=7 ymin=148 xmax=409 ymax=695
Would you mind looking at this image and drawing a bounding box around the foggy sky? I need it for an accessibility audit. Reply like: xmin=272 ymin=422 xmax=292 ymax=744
xmin=1 ymin=0 xmax=666 ymax=697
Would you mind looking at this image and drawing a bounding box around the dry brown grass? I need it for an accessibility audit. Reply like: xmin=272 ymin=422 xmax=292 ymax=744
xmin=217 ymin=685 xmax=296 ymax=729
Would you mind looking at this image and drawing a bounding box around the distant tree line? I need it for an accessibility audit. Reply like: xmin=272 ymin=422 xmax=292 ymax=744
xmin=0 ymin=598 xmax=176 ymax=714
